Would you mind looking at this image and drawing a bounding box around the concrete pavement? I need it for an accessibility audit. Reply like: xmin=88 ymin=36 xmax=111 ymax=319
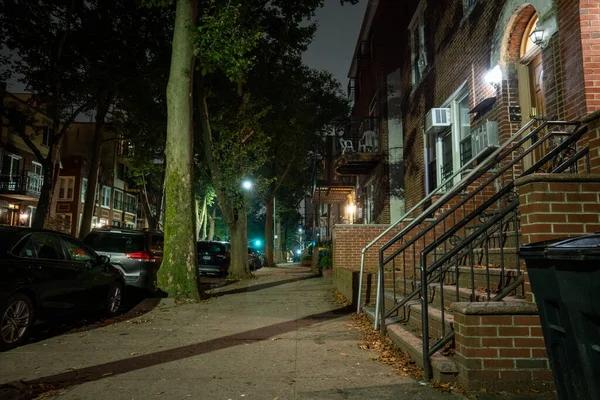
xmin=0 ymin=264 xmax=462 ymax=400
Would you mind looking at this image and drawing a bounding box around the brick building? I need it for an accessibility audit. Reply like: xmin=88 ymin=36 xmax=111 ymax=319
xmin=52 ymin=122 xmax=142 ymax=237
xmin=0 ymin=86 xmax=49 ymax=227
xmin=328 ymin=0 xmax=600 ymax=392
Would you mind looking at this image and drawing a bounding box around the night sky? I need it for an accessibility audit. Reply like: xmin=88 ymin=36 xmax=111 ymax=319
xmin=302 ymin=0 xmax=368 ymax=93
xmin=5 ymin=1 xmax=368 ymax=94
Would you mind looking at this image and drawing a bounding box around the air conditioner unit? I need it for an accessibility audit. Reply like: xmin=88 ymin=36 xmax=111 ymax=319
xmin=425 ymin=108 xmax=451 ymax=135
xmin=471 ymin=121 xmax=499 ymax=156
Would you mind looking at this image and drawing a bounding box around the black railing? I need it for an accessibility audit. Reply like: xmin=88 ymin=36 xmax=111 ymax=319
xmin=0 ymin=172 xmax=43 ymax=197
xmin=375 ymin=118 xmax=591 ymax=379
xmin=336 ymin=117 xmax=379 ymax=156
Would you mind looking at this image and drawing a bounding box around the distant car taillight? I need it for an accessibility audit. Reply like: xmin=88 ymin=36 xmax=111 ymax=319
xmin=216 ymin=254 xmax=226 ymax=259
xmin=126 ymin=252 xmax=156 ymax=262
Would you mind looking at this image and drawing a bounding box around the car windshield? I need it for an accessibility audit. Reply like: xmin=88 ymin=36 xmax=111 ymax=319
xmin=150 ymin=234 xmax=164 ymax=252
xmin=197 ymin=242 xmax=225 ymax=254
xmin=84 ymin=232 xmax=146 ymax=254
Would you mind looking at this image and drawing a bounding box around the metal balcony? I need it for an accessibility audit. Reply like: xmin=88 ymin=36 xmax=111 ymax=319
xmin=0 ymin=172 xmax=43 ymax=200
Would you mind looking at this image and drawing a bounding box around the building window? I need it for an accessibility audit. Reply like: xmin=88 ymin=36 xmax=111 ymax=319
xmin=1 ymin=154 xmax=21 ymax=191
xmin=81 ymin=178 xmax=88 ymax=202
xmin=58 ymin=176 xmax=75 ymax=200
xmin=92 ymin=216 xmax=98 ymax=229
xmin=29 ymin=161 xmax=43 ymax=193
xmin=101 ymin=186 xmax=111 ymax=208
xmin=28 ymin=206 xmax=36 ymax=227
xmin=100 ymin=218 xmax=109 ymax=227
xmin=42 ymin=126 xmax=51 ymax=146
xmin=114 ymin=189 xmax=123 ymax=211
xmin=428 ymin=85 xmax=470 ymax=191
xmin=409 ymin=0 xmax=428 ymax=86
xmin=116 ymin=162 xmax=126 ymax=181
xmin=125 ymin=194 xmax=137 ymax=214
xmin=112 ymin=220 xmax=120 ymax=227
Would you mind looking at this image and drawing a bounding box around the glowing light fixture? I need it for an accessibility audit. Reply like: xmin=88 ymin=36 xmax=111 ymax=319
xmin=346 ymin=203 xmax=357 ymax=215
xmin=529 ymin=29 xmax=547 ymax=49
xmin=242 ymin=180 xmax=253 ymax=190
xmin=484 ymin=65 xmax=502 ymax=89
xmin=296 ymin=249 xmax=302 ymax=255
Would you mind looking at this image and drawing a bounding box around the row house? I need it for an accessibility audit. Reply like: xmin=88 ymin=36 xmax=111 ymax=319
xmin=327 ymin=0 xmax=600 ymax=393
xmin=53 ymin=122 xmax=141 ymax=236
xmin=0 ymin=84 xmax=48 ymax=227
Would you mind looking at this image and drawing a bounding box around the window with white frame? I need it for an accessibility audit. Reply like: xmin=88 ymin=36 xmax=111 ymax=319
xmin=81 ymin=178 xmax=88 ymax=202
xmin=101 ymin=186 xmax=111 ymax=208
xmin=409 ymin=0 xmax=428 ymax=86
xmin=58 ymin=176 xmax=75 ymax=200
xmin=125 ymin=194 xmax=137 ymax=214
xmin=427 ymin=85 xmax=471 ymax=192
xmin=29 ymin=161 xmax=43 ymax=193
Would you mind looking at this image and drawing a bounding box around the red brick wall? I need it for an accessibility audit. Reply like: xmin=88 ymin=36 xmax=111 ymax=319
xmin=516 ymin=173 xmax=600 ymax=301
xmin=452 ymin=303 xmax=554 ymax=392
xmin=579 ymin=0 xmax=600 ymax=114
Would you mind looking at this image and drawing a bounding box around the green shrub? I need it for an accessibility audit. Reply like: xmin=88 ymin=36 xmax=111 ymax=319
xmin=301 ymin=254 xmax=312 ymax=261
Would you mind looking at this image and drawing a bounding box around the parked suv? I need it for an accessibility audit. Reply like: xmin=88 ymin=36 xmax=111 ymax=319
xmin=84 ymin=228 xmax=163 ymax=292
xmin=248 ymin=247 xmax=262 ymax=271
xmin=197 ymin=241 xmax=230 ymax=277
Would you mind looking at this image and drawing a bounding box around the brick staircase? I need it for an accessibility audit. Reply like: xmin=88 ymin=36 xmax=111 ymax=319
xmin=359 ymin=118 xmax=591 ymax=387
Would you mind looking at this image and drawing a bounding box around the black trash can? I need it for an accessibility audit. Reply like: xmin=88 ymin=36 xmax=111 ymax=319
xmin=520 ymin=235 xmax=600 ymax=400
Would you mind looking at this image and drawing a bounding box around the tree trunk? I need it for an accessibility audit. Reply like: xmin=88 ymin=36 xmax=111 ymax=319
xmin=227 ymin=205 xmax=250 ymax=280
xmin=208 ymin=207 xmax=215 ymax=241
xmin=264 ymin=197 xmax=275 ymax=267
xmin=79 ymin=98 xmax=111 ymax=238
xmin=157 ymin=0 xmax=201 ymax=300
xmin=275 ymin=220 xmax=284 ymax=263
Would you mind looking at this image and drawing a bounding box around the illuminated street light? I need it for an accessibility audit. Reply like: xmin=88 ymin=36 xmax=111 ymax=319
xmin=242 ymin=180 xmax=253 ymax=190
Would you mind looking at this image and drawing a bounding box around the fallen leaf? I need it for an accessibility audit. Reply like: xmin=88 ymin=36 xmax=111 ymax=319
xmin=156 ymin=392 xmax=164 ymax=396
xmin=339 ymin=353 xmax=349 ymax=356
xmin=271 ymin=337 xmax=281 ymax=341
xmin=130 ymin=352 xmax=139 ymax=356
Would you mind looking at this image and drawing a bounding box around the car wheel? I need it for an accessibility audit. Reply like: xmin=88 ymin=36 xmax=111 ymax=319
xmin=1 ymin=294 xmax=33 ymax=351
xmin=105 ymin=283 xmax=124 ymax=317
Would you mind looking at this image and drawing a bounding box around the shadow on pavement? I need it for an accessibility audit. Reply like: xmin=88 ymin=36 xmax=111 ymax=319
xmin=24 ymin=289 xmax=159 ymax=346
xmin=210 ymin=274 xmax=317 ymax=297
xmin=0 ymin=305 xmax=353 ymax=400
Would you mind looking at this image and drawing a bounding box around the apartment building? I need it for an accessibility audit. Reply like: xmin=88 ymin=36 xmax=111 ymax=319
xmin=0 ymin=85 xmax=49 ymax=227
xmin=330 ymin=0 xmax=600 ymax=392
xmin=53 ymin=122 xmax=140 ymax=236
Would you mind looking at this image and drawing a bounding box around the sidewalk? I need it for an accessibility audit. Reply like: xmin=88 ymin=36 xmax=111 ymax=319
xmin=0 ymin=265 xmax=461 ymax=400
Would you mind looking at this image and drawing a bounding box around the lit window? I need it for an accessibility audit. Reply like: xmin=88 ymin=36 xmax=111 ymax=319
xmin=81 ymin=178 xmax=88 ymax=202
xmin=58 ymin=177 xmax=75 ymax=200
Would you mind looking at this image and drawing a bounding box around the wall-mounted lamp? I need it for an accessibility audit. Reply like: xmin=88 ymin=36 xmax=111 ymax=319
xmin=484 ymin=65 xmax=502 ymax=89
xmin=529 ymin=28 xmax=547 ymax=49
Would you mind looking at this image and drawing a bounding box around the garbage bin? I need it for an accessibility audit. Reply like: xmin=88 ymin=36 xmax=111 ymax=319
xmin=520 ymin=235 xmax=600 ymax=400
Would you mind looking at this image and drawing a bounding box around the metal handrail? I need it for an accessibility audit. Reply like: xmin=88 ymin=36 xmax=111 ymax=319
xmin=353 ymin=119 xmax=541 ymax=318
xmin=360 ymin=117 xmax=538 ymax=324
xmin=373 ymin=119 xmax=583 ymax=328
xmin=418 ymin=123 xmax=589 ymax=377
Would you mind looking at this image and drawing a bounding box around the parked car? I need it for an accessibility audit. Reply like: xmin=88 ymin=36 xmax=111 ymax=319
xmin=0 ymin=227 xmax=126 ymax=350
xmin=248 ymin=247 xmax=262 ymax=271
xmin=197 ymin=241 xmax=230 ymax=277
xmin=84 ymin=228 xmax=163 ymax=292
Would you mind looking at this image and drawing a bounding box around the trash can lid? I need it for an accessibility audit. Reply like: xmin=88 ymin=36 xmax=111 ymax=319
xmin=521 ymin=233 xmax=600 ymax=261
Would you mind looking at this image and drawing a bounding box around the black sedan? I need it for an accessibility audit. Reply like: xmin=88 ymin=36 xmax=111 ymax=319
xmin=0 ymin=227 xmax=126 ymax=350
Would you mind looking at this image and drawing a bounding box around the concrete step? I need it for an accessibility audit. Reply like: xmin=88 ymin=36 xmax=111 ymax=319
xmin=443 ymin=265 xmax=524 ymax=293
xmin=394 ymin=278 xmax=526 ymax=310
xmin=362 ymin=305 xmax=458 ymax=383
xmin=430 ymin=247 xmax=524 ymax=270
xmin=382 ymin=291 xmax=454 ymax=342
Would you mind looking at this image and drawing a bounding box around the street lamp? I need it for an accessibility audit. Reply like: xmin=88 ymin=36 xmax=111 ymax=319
xmin=242 ymin=180 xmax=253 ymax=190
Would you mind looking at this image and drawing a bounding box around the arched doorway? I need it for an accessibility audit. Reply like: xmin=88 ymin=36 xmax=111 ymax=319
xmin=517 ymin=13 xmax=546 ymax=123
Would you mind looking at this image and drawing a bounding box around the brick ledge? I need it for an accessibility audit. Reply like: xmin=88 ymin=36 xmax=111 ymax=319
xmin=450 ymin=301 xmax=538 ymax=315
xmin=515 ymin=173 xmax=600 ymax=187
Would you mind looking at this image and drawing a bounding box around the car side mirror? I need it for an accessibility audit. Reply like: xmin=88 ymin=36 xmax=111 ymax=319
xmin=98 ymin=255 xmax=110 ymax=265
